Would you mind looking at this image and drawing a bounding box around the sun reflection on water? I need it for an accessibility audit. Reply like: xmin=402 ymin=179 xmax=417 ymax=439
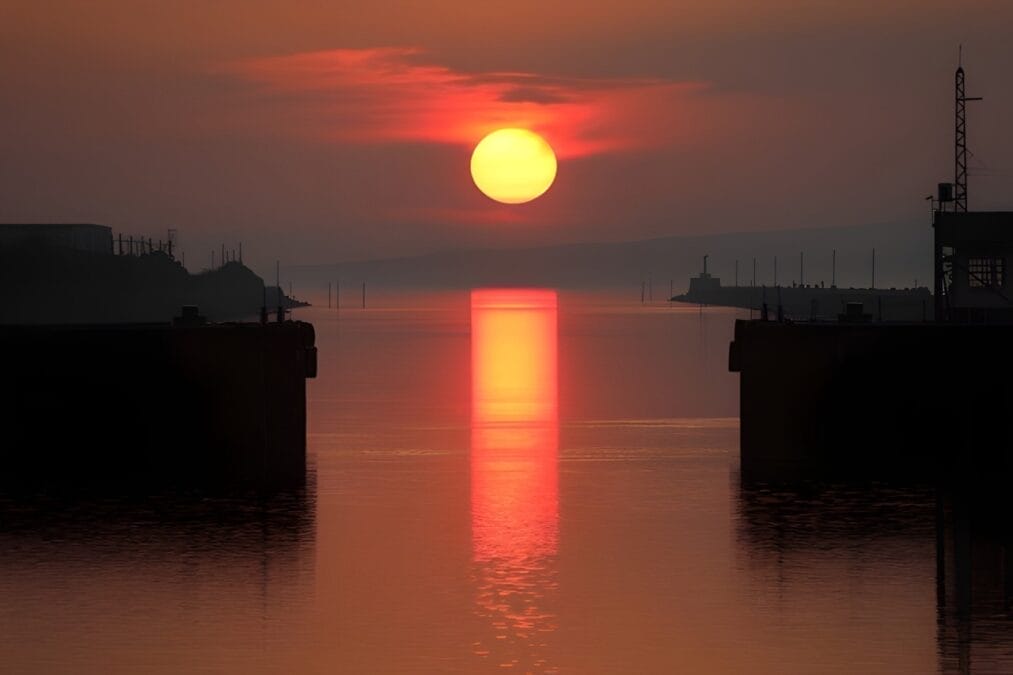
xmin=470 ymin=289 xmax=560 ymax=672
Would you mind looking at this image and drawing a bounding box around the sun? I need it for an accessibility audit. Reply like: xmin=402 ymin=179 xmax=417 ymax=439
xmin=470 ymin=129 xmax=557 ymax=204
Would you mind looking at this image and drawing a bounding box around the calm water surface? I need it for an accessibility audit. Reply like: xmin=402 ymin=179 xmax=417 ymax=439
xmin=0 ymin=291 xmax=1008 ymax=673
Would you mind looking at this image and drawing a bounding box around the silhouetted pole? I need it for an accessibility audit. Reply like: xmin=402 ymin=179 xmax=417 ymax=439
xmin=752 ymin=257 xmax=756 ymax=287
xmin=871 ymin=248 xmax=876 ymax=289
xmin=239 ymin=242 xmax=243 ymax=264
xmin=260 ymin=285 xmax=268 ymax=324
xmin=276 ymin=260 xmax=284 ymax=322
xmin=832 ymin=249 xmax=836 ymax=287
xmin=800 ymin=251 xmax=804 ymax=287
xmin=118 ymin=233 xmax=123 ymax=255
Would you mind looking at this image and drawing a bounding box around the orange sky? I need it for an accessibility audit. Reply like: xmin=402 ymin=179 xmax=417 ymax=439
xmin=1 ymin=1 xmax=1012 ymax=270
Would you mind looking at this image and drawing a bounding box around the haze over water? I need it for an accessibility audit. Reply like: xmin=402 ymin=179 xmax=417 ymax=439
xmin=0 ymin=291 xmax=1003 ymax=673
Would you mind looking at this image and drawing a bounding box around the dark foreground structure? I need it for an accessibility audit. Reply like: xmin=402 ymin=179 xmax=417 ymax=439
xmin=729 ymin=320 xmax=1013 ymax=479
xmin=730 ymin=208 xmax=1013 ymax=480
xmin=0 ymin=313 xmax=317 ymax=492
xmin=729 ymin=61 xmax=1013 ymax=482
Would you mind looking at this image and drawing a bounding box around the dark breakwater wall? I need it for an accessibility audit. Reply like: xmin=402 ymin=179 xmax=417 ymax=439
xmin=0 ymin=320 xmax=316 ymax=493
xmin=729 ymin=320 xmax=1013 ymax=480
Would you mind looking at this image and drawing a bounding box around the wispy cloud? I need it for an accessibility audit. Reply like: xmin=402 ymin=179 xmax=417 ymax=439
xmin=223 ymin=48 xmax=707 ymax=158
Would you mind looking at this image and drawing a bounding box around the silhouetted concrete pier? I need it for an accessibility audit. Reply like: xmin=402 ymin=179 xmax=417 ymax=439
xmin=729 ymin=319 xmax=1013 ymax=480
xmin=0 ymin=314 xmax=317 ymax=492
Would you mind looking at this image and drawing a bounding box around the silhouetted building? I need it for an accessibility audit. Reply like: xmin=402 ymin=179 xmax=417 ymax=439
xmin=934 ymin=211 xmax=1013 ymax=322
xmin=0 ymin=223 xmax=112 ymax=255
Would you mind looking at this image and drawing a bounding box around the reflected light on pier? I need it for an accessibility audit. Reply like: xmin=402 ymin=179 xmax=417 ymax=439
xmin=470 ymin=288 xmax=559 ymax=670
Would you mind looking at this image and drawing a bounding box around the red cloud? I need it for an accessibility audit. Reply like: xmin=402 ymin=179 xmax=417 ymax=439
xmin=223 ymin=48 xmax=706 ymax=159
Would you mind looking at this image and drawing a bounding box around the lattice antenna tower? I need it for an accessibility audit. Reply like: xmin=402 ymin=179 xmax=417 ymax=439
xmin=954 ymin=46 xmax=982 ymax=212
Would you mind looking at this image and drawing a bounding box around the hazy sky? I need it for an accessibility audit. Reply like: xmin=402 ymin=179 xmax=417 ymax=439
xmin=2 ymin=1 xmax=1011 ymax=274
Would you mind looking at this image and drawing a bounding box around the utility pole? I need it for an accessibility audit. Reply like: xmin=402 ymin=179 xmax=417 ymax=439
xmin=276 ymin=260 xmax=283 ymax=322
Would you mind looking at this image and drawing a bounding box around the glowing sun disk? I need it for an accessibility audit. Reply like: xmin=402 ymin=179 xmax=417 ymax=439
xmin=470 ymin=129 xmax=557 ymax=204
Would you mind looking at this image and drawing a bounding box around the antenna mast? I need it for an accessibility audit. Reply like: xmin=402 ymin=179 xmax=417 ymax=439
xmin=954 ymin=46 xmax=982 ymax=212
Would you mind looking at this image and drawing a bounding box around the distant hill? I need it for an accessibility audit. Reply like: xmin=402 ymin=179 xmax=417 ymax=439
xmin=2 ymin=240 xmax=304 ymax=324
xmin=289 ymin=220 xmax=934 ymax=293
